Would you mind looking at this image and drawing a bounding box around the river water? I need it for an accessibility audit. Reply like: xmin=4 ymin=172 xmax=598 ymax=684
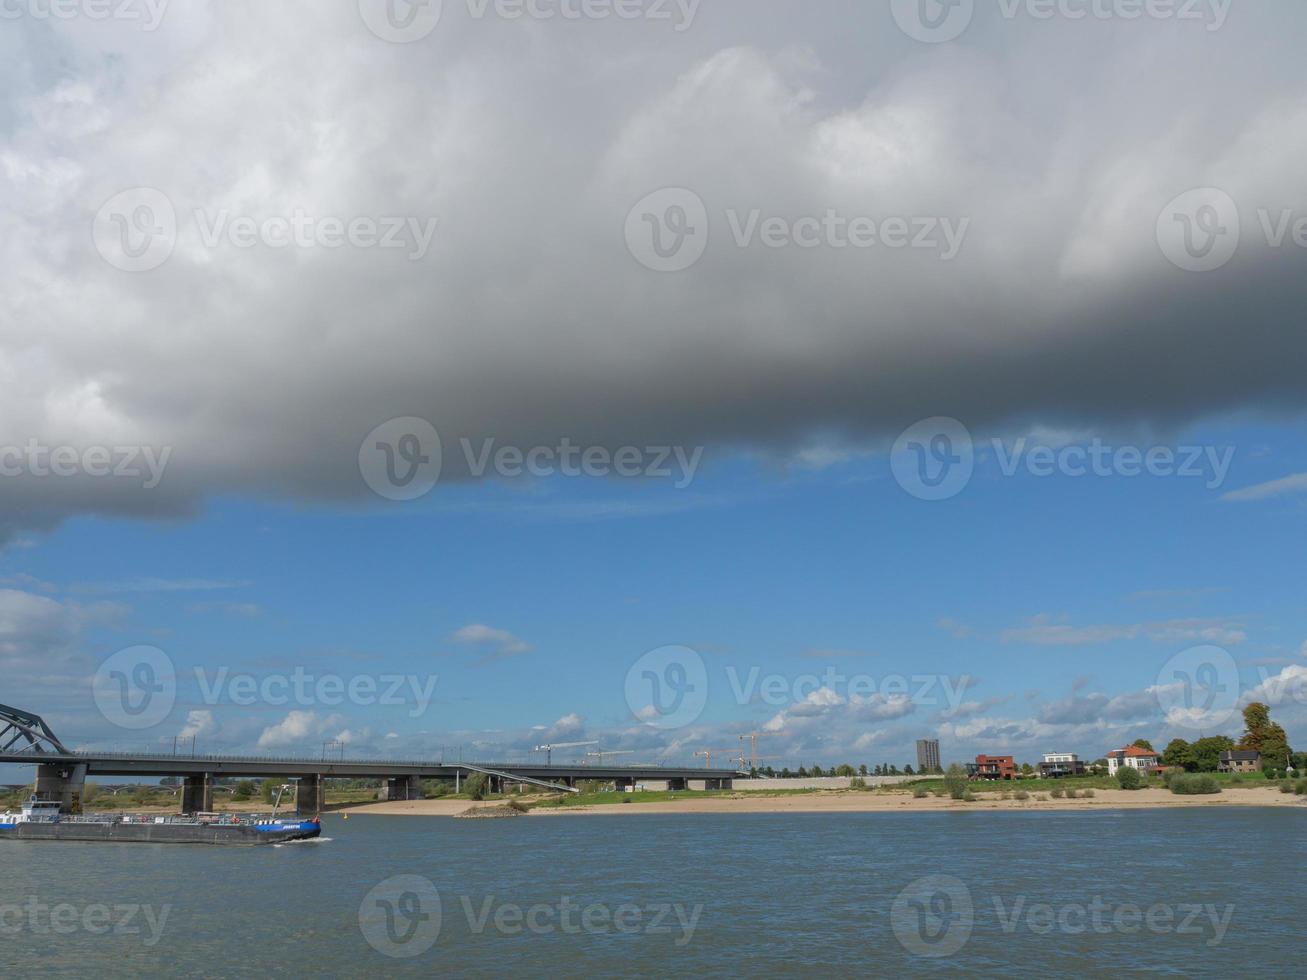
xmin=2 ymin=808 xmax=1302 ymax=977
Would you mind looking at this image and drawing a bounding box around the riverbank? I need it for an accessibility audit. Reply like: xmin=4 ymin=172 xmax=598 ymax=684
xmin=337 ymin=784 xmax=1303 ymax=816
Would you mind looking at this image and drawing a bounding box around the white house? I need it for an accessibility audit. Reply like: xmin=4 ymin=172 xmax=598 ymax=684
xmin=1106 ymin=744 xmax=1160 ymax=776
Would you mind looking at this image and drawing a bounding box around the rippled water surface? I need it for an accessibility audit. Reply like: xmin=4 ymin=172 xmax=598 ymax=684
xmin=2 ymin=808 xmax=1303 ymax=977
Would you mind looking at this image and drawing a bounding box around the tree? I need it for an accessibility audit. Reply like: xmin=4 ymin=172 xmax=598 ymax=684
xmin=1131 ymin=739 xmax=1154 ymax=752
xmin=1020 ymin=762 xmax=1034 ymax=776
xmin=889 ymin=764 xmax=900 ymax=775
xmin=1162 ymin=738 xmax=1193 ymax=770
xmin=943 ymin=763 xmax=969 ymax=800
xmin=903 ymin=764 xmax=914 ymax=775
xmin=1240 ymin=702 xmax=1291 ymax=773
xmin=1189 ymin=736 xmax=1234 ymax=773
xmin=796 ymin=766 xmax=808 ymax=778
xmin=463 ymin=772 xmax=489 ymax=800
xmin=1116 ymin=766 xmax=1142 ymax=790
xmin=811 ymin=764 xmax=824 ymax=778
xmin=835 ymin=764 xmax=856 ymax=777
xmin=859 ymin=764 xmax=869 ymax=777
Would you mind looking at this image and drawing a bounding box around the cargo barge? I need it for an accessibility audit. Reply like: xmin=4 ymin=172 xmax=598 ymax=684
xmin=0 ymin=798 xmax=320 ymax=845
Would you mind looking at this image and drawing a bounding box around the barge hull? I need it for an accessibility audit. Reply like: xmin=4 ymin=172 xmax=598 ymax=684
xmin=1 ymin=822 xmax=319 ymax=845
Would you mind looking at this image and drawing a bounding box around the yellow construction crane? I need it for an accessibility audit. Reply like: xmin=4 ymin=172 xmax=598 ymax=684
xmin=583 ymin=749 xmax=635 ymax=765
xmin=531 ymin=740 xmax=598 ymax=765
xmin=738 ymin=731 xmax=788 ymax=770
xmin=693 ymin=749 xmax=735 ymax=769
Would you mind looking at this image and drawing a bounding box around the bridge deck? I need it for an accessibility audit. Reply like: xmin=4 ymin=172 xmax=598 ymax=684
xmin=0 ymin=750 xmax=742 ymax=781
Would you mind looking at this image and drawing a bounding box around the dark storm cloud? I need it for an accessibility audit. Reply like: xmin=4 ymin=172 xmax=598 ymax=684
xmin=1 ymin=1 xmax=1306 ymax=537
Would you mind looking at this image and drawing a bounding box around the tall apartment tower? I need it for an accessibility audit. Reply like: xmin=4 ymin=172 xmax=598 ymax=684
xmin=916 ymin=738 xmax=941 ymax=773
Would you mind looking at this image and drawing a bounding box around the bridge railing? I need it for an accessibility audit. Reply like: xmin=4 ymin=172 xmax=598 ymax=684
xmin=16 ymin=749 xmax=738 ymax=772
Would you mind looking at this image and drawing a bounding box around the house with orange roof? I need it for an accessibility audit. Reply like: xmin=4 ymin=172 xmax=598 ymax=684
xmin=1105 ymin=744 xmax=1160 ymax=777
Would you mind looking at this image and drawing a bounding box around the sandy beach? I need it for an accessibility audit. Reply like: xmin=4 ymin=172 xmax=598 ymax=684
xmin=337 ymin=786 xmax=1304 ymax=817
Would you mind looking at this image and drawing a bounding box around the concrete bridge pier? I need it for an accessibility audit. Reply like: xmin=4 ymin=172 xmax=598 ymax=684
xmin=181 ymin=774 xmax=213 ymax=814
xmin=296 ymin=775 xmax=324 ymax=814
xmin=34 ymin=762 xmax=88 ymax=813
xmin=382 ymin=774 xmax=421 ymax=801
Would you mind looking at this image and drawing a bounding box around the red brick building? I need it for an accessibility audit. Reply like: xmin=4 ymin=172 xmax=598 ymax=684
xmin=968 ymin=755 xmax=1016 ymax=780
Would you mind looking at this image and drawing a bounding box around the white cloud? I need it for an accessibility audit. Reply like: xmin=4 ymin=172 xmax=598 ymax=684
xmin=1003 ymin=614 xmax=1246 ymax=647
xmin=177 ymin=709 xmax=216 ymax=740
xmin=257 ymin=710 xmax=325 ymax=748
xmin=451 ymin=624 xmax=531 ymax=660
xmin=1221 ymin=473 xmax=1307 ymax=502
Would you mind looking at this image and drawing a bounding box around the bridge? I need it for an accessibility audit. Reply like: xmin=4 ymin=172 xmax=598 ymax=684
xmin=0 ymin=703 xmax=740 ymax=813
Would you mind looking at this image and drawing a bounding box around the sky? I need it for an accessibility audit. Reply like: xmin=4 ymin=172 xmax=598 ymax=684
xmin=3 ymin=0 xmax=1307 ymax=777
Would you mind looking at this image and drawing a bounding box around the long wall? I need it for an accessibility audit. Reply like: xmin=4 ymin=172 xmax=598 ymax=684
xmin=729 ymin=775 xmax=918 ymax=791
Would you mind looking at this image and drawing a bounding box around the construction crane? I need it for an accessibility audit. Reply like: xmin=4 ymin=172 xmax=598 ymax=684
xmin=738 ymin=731 xmax=788 ymax=770
xmin=531 ymin=740 xmax=598 ymax=765
xmin=584 ymin=749 xmax=635 ymax=765
xmin=693 ymin=749 xmax=735 ymax=769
